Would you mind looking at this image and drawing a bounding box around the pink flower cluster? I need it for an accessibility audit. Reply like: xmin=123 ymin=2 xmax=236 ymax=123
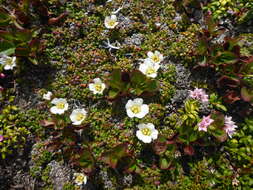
xmin=198 ymin=115 xmax=214 ymax=132
xmin=224 ymin=116 xmax=237 ymax=138
xmin=0 ymin=135 xmax=3 ymax=142
xmin=189 ymin=88 xmax=209 ymax=103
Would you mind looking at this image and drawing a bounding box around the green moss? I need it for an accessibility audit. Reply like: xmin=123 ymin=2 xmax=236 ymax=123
xmin=63 ymin=183 xmax=75 ymax=190
xmin=0 ymin=105 xmax=30 ymax=159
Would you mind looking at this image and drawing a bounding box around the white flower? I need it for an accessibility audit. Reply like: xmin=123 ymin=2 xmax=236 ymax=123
xmin=139 ymin=59 xmax=160 ymax=78
xmin=104 ymin=15 xmax=119 ymax=29
xmin=136 ymin=123 xmax=158 ymax=143
xmin=88 ymin=78 xmax=106 ymax=95
xmin=73 ymin=173 xmax=87 ymax=186
xmin=125 ymin=98 xmax=149 ymax=118
xmin=70 ymin=109 xmax=87 ymax=125
xmin=43 ymin=91 xmax=53 ymax=100
xmin=0 ymin=55 xmax=16 ymax=70
xmin=147 ymin=51 xmax=163 ymax=64
xmin=50 ymin=98 xmax=68 ymax=115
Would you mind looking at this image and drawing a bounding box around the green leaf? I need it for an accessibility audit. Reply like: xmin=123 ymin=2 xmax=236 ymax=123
xmin=79 ymin=149 xmax=95 ymax=173
xmin=0 ymin=30 xmax=15 ymax=41
xmin=159 ymin=157 xmax=171 ymax=169
xmin=145 ymin=80 xmax=159 ymax=92
xmin=241 ymin=87 xmax=253 ymax=103
xmin=131 ymin=70 xmax=146 ymax=84
xmin=108 ymin=69 xmax=126 ymax=90
xmin=100 ymin=143 xmax=129 ymax=169
xmin=15 ymin=29 xmax=33 ymax=42
xmin=0 ymin=8 xmax=11 ymax=27
xmin=189 ymin=132 xmax=198 ymax=142
xmin=0 ymin=48 xmax=15 ymax=56
xmin=214 ymin=51 xmax=237 ymax=65
xmin=108 ymin=89 xmax=119 ymax=99
xmin=211 ymin=112 xmax=225 ymax=129
xmin=0 ymin=41 xmax=16 ymax=55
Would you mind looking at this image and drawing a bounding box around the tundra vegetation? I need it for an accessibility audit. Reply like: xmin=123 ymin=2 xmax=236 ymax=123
xmin=0 ymin=0 xmax=253 ymax=189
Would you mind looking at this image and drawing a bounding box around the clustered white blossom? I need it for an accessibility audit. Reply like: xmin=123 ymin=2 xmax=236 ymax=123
xmin=70 ymin=109 xmax=87 ymax=126
xmin=0 ymin=55 xmax=16 ymax=70
xmin=73 ymin=173 xmax=87 ymax=186
xmin=88 ymin=78 xmax=106 ymax=95
xmin=104 ymin=15 xmax=119 ymax=29
xmin=138 ymin=51 xmax=163 ymax=78
xmin=43 ymin=91 xmax=53 ymax=100
xmin=50 ymin=98 xmax=69 ymax=115
xmin=125 ymin=98 xmax=149 ymax=119
xmin=136 ymin=123 xmax=158 ymax=143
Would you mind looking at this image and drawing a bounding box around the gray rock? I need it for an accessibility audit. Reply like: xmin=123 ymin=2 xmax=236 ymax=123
xmin=124 ymin=33 xmax=144 ymax=46
xmin=175 ymin=64 xmax=191 ymax=89
xmin=171 ymin=90 xmax=189 ymax=104
xmin=48 ymin=161 xmax=72 ymax=190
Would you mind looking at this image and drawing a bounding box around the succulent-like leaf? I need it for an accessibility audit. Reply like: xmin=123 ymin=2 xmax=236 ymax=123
xmin=183 ymin=145 xmax=195 ymax=156
xmin=159 ymin=157 xmax=171 ymax=170
xmin=100 ymin=143 xmax=129 ymax=169
xmin=153 ymin=135 xmax=168 ymax=155
xmin=79 ymin=149 xmax=95 ymax=173
xmin=241 ymin=87 xmax=253 ymax=103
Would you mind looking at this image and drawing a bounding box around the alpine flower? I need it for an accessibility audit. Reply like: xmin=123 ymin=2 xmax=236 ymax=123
xmin=125 ymin=98 xmax=149 ymax=118
xmin=198 ymin=115 xmax=214 ymax=132
xmin=189 ymin=88 xmax=209 ymax=103
xmin=136 ymin=123 xmax=158 ymax=143
xmin=139 ymin=59 xmax=160 ymax=78
xmin=73 ymin=173 xmax=87 ymax=186
xmin=88 ymin=78 xmax=106 ymax=95
xmin=0 ymin=135 xmax=3 ymax=142
xmin=104 ymin=15 xmax=119 ymax=29
xmin=43 ymin=91 xmax=53 ymax=100
xmin=147 ymin=51 xmax=164 ymax=64
xmin=224 ymin=116 xmax=237 ymax=138
xmin=70 ymin=108 xmax=87 ymax=125
xmin=0 ymin=55 xmax=16 ymax=70
xmin=50 ymin=98 xmax=69 ymax=115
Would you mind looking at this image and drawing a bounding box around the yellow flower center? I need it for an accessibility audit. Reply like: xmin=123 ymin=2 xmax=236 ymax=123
xmin=108 ymin=20 xmax=116 ymax=27
xmin=56 ymin=102 xmax=65 ymax=109
xmin=146 ymin=67 xmax=156 ymax=75
xmin=131 ymin=105 xmax=141 ymax=114
xmin=76 ymin=113 xmax=84 ymax=121
xmin=75 ymin=175 xmax=85 ymax=183
xmin=141 ymin=128 xmax=151 ymax=136
xmin=151 ymin=55 xmax=160 ymax=63
xmin=94 ymin=84 xmax=102 ymax=92
xmin=6 ymin=59 xmax=13 ymax=65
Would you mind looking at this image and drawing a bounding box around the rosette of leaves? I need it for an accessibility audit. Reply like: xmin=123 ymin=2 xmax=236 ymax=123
xmin=196 ymin=15 xmax=253 ymax=110
xmin=107 ymin=69 xmax=159 ymax=100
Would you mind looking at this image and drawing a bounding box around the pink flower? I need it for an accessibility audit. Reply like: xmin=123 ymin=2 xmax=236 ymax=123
xmin=224 ymin=116 xmax=237 ymax=138
xmin=189 ymin=88 xmax=209 ymax=103
xmin=0 ymin=135 xmax=3 ymax=142
xmin=198 ymin=115 xmax=214 ymax=132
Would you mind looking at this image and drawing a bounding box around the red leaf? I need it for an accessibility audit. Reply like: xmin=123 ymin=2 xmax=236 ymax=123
xmin=183 ymin=145 xmax=194 ymax=156
xmin=223 ymin=90 xmax=241 ymax=104
xmin=48 ymin=12 xmax=68 ymax=25
xmin=217 ymin=76 xmax=240 ymax=89
xmin=40 ymin=120 xmax=55 ymax=127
